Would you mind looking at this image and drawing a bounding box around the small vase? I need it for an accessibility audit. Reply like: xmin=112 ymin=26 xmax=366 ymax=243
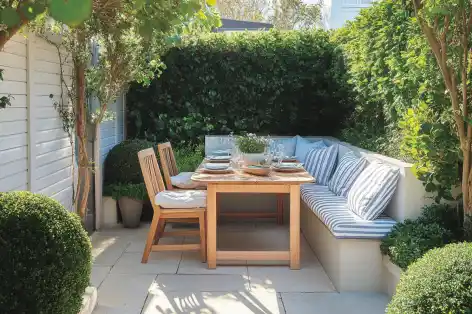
xmin=241 ymin=153 xmax=266 ymax=166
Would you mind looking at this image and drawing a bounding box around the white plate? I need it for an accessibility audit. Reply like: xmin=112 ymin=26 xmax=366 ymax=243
xmin=274 ymin=162 xmax=303 ymax=169
xmin=204 ymin=163 xmax=230 ymax=170
xmin=207 ymin=155 xmax=231 ymax=161
xmin=212 ymin=149 xmax=231 ymax=156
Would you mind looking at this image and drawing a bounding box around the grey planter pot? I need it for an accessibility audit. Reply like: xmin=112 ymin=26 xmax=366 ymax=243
xmin=242 ymin=153 xmax=266 ymax=166
xmin=118 ymin=197 xmax=143 ymax=228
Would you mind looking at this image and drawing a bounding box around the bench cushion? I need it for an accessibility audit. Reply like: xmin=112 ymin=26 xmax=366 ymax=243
xmin=347 ymin=160 xmax=400 ymax=220
xmin=301 ymin=184 xmax=396 ymax=239
xmin=305 ymin=144 xmax=338 ymax=185
xmin=328 ymin=151 xmax=368 ymax=197
xmin=295 ymin=136 xmax=327 ymax=163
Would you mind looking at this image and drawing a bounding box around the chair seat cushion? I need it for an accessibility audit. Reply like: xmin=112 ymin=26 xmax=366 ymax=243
xmin=301 ymin=184 xmax=396 ymax=239
xmin=155 ymin=190 xmax=207 ymax=208
xmin=171 ymin=172 xmax=206 ymax=189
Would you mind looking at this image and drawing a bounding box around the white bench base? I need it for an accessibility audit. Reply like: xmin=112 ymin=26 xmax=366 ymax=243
xmin=301 ymin=201 xmax=384 ymax=292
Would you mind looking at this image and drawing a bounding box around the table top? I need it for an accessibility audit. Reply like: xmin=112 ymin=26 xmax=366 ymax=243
xmin=191 ymin=160 xmax=315 ymax=185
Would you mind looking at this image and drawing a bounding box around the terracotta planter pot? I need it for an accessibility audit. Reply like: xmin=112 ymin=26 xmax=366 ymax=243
xmin=118 ymin=197 xmax=143 ymax=228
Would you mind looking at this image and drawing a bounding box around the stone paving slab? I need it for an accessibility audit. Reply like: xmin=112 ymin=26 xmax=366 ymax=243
xmin=91 ymin=224 xmax=389 ymax=314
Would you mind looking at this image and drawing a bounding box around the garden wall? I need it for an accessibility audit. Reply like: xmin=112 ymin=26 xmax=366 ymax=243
xmin=0 ymin=34 xmax=75 ymax=209
xmin=126 ymin=30 xmax=352 ymax=145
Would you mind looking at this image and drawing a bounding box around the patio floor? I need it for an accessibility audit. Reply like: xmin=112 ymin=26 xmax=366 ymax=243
xmin=91 ymin=222 xmax=389 ymax=314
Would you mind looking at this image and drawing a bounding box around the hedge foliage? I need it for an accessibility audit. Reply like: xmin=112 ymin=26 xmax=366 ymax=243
xmin=380 ymin=219 xmax=451 ymax=270
xmin=380 ymin=203 xmax=465 ymax=270
xmin=126 ymin=30 xmax=352 ymax=145
xmin=104 ymin=139 xmax=155 ymax=185
xmin=0 ymin=192 xmax=92 ymax=314
xmin=334 ymin=0 xmax=459 ymax=202
xmin=387 ymin=243 xmax=472 ymax=314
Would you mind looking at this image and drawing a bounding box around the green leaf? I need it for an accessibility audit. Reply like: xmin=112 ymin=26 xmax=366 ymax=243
xmin=49 ymin=0 xmax=92 ymax=27
xmin=20 ymin=2 xmax=46 ymax=21
xmin=0 ymin=8 xmax=21 ymax=27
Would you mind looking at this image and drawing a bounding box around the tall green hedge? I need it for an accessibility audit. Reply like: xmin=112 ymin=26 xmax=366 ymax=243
xmin=126 ymin=30 xmax=352 ymax=145
xmin=333 ymin=0 xmax=459 ymax=201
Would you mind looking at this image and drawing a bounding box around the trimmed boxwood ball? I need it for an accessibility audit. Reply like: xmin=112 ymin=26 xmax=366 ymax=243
xmin=0 ymin=191 xmax=92 ymax=314
xmin=104 ymin=138 xmax=155 ymax=185
xmin=387 ymin=242 xmax=472 ymax=314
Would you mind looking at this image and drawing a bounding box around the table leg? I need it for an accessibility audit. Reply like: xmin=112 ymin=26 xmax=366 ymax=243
xmin=207 ymin=184 xmax=217 ymax=269
xmin=289 ymin=184 xmax=300 ymax=269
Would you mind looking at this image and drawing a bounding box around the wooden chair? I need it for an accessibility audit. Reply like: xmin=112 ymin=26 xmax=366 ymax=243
xmin=158 ymin=142 xmax=179 ymax=190
xmin=138 ymin=148 xmax=206 ymax=263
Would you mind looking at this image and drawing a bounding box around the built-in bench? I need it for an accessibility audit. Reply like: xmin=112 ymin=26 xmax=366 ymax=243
xmin=205 ymin=135 xmax=430 ymax=294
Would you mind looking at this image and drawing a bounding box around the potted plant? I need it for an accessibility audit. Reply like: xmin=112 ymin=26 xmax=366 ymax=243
xmin=104 ymin=183 xmax=147 ymax=228
xmin=236 ymin=133 xmax=268 ymax=165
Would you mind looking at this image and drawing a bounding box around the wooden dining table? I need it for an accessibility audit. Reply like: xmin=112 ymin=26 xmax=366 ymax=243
xmin=191 ymin=161 xmax=315 ymax=269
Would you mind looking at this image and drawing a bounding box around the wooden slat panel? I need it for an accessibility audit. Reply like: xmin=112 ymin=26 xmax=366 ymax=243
xmin=0 ymin=120 xmax=27 ymax=136
xmin=0 ymin=170 xmax=28 ymax=192
xmin=0 ymin=94 xmax=27 ymax=107
xmin=0 ymin=146 xmax=27 ymax=165
xmin=36 ymin=147 xmax=72 ymax=167
xmin=0 ymin=108 xmax=27 ymax=122
xmin=36 ymin=167 xmax=73 ymax=191
xmin=0 ymin=134 xmax=27 ymax=151
xmin=1 ymin=67 xmax=27 ymax=82
xmin=216 ymin=251 xmax=290 ymax=261
xmin=36 ymin=128 xmax=68 ymax=144
xmin=3 ymin=40 xmax=27 ymax=56
xmin=0 ymin=81 xmax=27 ymax=95
xmin=36 ymin=157 xmax=72 ymax=179
xmin=0 ymin=158 xmax=28 ymax=180
xmin=36 ymin=137 xmax=70 ymax=155
xmin=0 ymin=52 xmax=26 ymax=69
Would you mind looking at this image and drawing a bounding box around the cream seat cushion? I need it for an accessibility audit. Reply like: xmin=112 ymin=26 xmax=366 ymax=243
xmin=171 ymin=172 xmax=206 ymax=189
xmin=155 ymin=190 xmax=206 ymax=208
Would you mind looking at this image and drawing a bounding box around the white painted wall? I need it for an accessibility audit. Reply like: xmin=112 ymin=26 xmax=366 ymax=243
xmin=321 ymin=0 xmax=373 ymax=29
xmin=0 ymin=34 xmax=75 ymax=210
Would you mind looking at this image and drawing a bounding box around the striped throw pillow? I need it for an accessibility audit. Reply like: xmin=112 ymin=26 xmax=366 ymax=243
xmin=347 ymin=160 xmax=400 ymax=220
xmin=305 ymin=144 xmax=338 ymax=185
xmin=328 ymin=152 xmax=368 ymax=197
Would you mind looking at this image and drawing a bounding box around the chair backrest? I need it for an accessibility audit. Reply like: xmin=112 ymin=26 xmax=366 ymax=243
xmin=158 ymin=142 xmax=179 ymax=190
xmin=138 ymin=148 xmax=166 ymax=212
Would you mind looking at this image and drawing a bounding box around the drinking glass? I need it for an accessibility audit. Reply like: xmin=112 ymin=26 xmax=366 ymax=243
xmin=276 ymin=144 xmax=285 ymax=166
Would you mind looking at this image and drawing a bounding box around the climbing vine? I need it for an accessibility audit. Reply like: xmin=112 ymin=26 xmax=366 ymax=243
xmin=0 ymin=69 xmax=12 ymax=109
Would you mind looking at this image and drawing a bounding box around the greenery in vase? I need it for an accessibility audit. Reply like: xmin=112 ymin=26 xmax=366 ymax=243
xmin=104 ymin=183 xmax=147 ymax=201
xmin=236 ymin=133 xmax=268 ymax=154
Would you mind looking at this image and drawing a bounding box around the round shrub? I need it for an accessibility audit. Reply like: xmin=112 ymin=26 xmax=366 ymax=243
xmin=380 ymin=219 xmax=451 ymax=270
xmin=0 ymin=191 xmax=92 ymax=313
xmin=417 ymin=203 xmax=463 ymax=241
xmin=387 ymin=242 xmax=472 ymax=314
xmin=104 ymin=138 xmax=155 ymax=185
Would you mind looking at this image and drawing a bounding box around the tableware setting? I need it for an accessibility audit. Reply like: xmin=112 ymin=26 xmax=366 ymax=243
xmin=202 ymin=162 xmax=233 ymax=174
xmin=272 ymin=162 xmax=305 ymax=172
xmin=241 ymin=164 xmax=272 ymax=176
xmin=206 ymin=155 xmax=232 ymax=163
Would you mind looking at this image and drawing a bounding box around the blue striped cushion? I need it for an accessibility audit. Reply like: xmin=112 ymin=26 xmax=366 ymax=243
xmin=305 ymin=144 xmax=338 ymax=185
xmin=347 ymin=161 xmax=400 ymax=220
xmin=301 ymin=184 xmax=396 ymax=239
xmin=328 ymin=152 xmax=367 ymax=197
